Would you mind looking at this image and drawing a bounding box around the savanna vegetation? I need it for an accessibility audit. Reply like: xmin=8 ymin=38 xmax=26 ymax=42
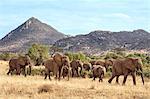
xmin=0 ymin=44 xmax=150 ymax=98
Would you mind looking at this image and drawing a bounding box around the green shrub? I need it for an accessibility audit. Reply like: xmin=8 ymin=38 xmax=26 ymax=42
xmin=104 ymin=52 xmax=123 ymax=59
xmin=29 ymin=67 xmax=45 ymax=76
xmin=0 ymin=53 xmax=18 ymax=61
xmin=65 ymin=52 xmax=90 ymax=62
xmin=28 ymin=44 xmax=49 ymax=66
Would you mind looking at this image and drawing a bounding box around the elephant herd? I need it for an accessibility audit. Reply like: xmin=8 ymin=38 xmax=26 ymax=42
xmin=7 ymin=53 xmax=145 ymax=85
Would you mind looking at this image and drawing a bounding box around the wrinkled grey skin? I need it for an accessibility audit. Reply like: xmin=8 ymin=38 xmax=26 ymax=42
xmin=7 ymin=55 xmax=32 ymax=76
xmin=108 ymin=58 xmax=144 ymax=85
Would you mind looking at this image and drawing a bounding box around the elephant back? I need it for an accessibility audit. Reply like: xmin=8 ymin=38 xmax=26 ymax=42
xmin=17 ymin=56 xmax=27 ymax=66
xmin=92 ymin=65 xmax=105 ymax=75
xmin=43 ymin=58 xmax=56 ymax=71
xmin=70 ymin=60 xmax=82 ymax=68
xmin=96 ymin=60 xmax=105 ymax=66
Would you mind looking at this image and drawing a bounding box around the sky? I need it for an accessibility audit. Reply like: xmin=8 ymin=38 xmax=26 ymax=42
xmin=0 ymin=0 xmax=149 ymax=38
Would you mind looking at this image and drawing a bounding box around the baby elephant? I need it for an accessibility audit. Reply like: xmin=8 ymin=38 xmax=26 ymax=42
xmin=92 ymin=65 xmax=105 ymax=82
xmin=61 ymin=66 xmax=70 ymax=79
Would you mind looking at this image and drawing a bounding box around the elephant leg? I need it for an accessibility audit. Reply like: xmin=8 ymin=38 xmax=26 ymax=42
xmin=116 ymin=76 xmax=119 ymax=84
xmin=7 ymin=69 xmax=12 ymax=75
xmin=22 ymin=67 xmax=27 ymax=77
xmin=79 ymin=69 xmax=82 ymax=77
xmin=11 ymin=69 xmax=15 ymax=75
xmin=67 ymin=68 xmax=70 ymax=81
xmin=48 ymin=71 xmax=51 ymax=80
xmin=72 ymin=69 xmax=74 ymax=77
xmin=122 ymin=74 xmax=128 ymax=85
xmin=16 ymin=66 xmax=21 ymax=75
xmin=76 ymin=68 xmax=79 ymax=77
xmin=44 ymin=73 xmax=47 ymax=80
xmin=108 ymin=75 xmax=116 ymax=83
xmin=99 ymin=76 xmax=103 ymax=82
xmin=58 ymin=67 xmax=61 ymax=80
xmin=55 ymin=73 xmax=58 ymax=80
xmin=93 ymin=76 xmax=96 ymax=81
xmin=131 ymin=72 xmax=136 ymax=85
xmin=44 ymin=69 xmax=48 ymax=80
xmin=28 ymin=66 xmax=31 ymax=75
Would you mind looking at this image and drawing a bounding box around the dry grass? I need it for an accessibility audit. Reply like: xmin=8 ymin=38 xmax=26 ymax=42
xmin=0 ymin=61 xmax=150 ymax=99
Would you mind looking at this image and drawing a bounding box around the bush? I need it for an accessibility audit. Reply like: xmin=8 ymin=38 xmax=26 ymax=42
xmin=29 ymin=67 xmax=45 ymax=76
xmin=65 ymin=52 xmax=90 ymax=62
xmin=28 ymin=44 xmax=49 ymax=66
xmin=104 ymin=52 xmax=123 ymax=59
xmin=0 ymin=53 xmax=18 ymax=61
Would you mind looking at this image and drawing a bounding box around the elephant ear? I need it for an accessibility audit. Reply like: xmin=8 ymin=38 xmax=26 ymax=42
xmin=127 ymin=58 xmax=139 ymax=70
xmin=53 ymin=53 xmax=63 ymax=62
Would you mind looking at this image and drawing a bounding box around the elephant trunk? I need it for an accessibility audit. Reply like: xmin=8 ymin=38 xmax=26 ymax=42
xmin=60 ymin=66 xmax=64 ymax=78
xmin=140 ymin=68 xmax=144 ymax=85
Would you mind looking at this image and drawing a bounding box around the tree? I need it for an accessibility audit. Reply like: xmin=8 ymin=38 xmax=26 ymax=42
xmin=28 ymin=44 xmax=49 ymax=66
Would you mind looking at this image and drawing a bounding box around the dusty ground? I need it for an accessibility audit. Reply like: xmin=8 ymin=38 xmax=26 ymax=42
xmin=0 ymin=61 xmax=149 ymax=99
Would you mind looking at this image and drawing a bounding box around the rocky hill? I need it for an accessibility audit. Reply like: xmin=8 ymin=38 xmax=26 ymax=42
xmin=54 ymin=29 xmax=150 ymax=54
xmin=0 ymin=17 xmax=67 ymax=52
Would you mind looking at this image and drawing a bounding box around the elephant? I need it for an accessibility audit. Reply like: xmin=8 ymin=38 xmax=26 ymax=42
xmin=70 ymin=60 xmax=83 ymax=77
xmin=7 ymin=55 xmax=32 ymax=76
xmin=43 ymin=53 xmax=70 ymax=80
xmin=92 ymin=65 xmax=105 ymax=82
xmin=83 ymin=62 xmax=91 ymax=71
xmin=108 ymin=58 xmax=144 ymax=85
xmin=44 ymin=53 xmax=70 ymax=80
xmin=61 ymin=66 xmax=71 ymax=79
xmin=43 ymin=58 xmax=58 ymax=80
xmin=53 ymin=53 xmax=70 ymax=80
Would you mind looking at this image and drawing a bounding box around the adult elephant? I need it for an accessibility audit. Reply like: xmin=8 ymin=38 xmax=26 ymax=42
xmin=70 ymin=60 xmax=83 ymax=77
xmin=43 ymin=58 xmax=58 ymax=80
xmin=108 ymin=58 xmax=144 ymax=85
xmin=43 ymin=57 xmax=70 ymax=80
xmin=53 ymin=53 xmax=70 ymax=80
xmin=7 ymin=55 xmax=32 ymax=76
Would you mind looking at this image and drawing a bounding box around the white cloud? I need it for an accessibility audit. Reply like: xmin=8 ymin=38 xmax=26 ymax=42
xmin=111 ymin=13 xmax=131 ymax=19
